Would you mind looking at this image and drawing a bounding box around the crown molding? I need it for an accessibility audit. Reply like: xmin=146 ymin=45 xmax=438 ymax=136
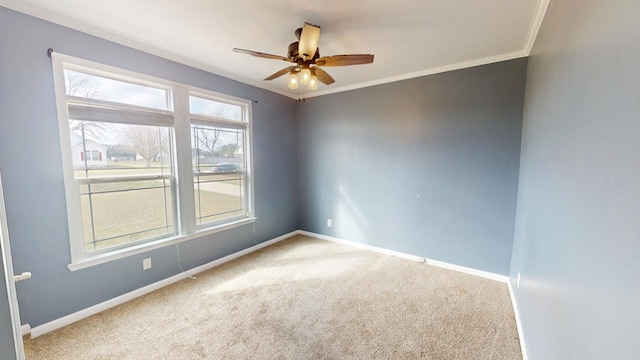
xmin=0 ymin=1 xmax=295 ymax=99
xmin=303 ymin=51 xmax=528 ymax=99
xmin=524 ymin=0 xmax=551 ymax=55
xmin=1 ymin=0 xmax=548 ymax=100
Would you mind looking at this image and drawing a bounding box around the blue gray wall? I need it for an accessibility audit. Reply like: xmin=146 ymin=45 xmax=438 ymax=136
xmin=510 ymin=1 xmax=640 ymax=359
xmin=297 ymin=59 xmax=527 ymax=275
xmin=0 ymin=250 xmax=17 ymax=360
xmin=8 ymin=2 xmax=637 ymax=358
xmin=0 ymin=7 xmax=298 ymax=329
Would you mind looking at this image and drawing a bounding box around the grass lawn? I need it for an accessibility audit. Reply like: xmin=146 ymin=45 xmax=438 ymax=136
xmin=80 ymin=164 xmax=244 ymax=251
xmin=195 ymin=189 xmax=244 ymax=225
xmin=76 ymin=160 xmax=172 ymax=178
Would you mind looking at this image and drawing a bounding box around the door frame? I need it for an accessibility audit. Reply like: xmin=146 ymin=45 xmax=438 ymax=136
xmin=0 ymin=172 xmax=25 ymax=359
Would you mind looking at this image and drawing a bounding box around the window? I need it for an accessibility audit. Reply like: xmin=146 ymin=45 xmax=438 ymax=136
xmin=52 ymin=54 xmax=254 ymax=269
xmin=82 ymin=150 xmax=101 ymax=161
xmin=190 ymin=95 xmax=249 ymax=227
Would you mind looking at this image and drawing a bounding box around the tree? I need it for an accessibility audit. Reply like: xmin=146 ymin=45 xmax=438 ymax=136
xmin=65 ymin=70 xmax=110 ymax=139
xmin=122 ymin=126 xmax=166 ymax=167
xmin=195 ymin=128 xmax=221 ymax=157
xmin=219 ymin=143 xmax=239 ymax=158
xmin=106 ymin=144 xmax=136 ymax=160
xmin=66 ymin=71 xmax=101 ymax=98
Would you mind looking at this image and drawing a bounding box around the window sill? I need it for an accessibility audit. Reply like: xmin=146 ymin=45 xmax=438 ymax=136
xmin=67 ymin=217 xmax=257 ymax=271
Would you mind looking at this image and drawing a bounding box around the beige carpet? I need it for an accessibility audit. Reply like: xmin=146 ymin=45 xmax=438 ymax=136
xmin=24 ymin=235 xmax=521 ymax=359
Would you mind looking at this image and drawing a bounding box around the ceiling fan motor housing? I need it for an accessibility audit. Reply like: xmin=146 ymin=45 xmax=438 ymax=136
xmin=288 ymin=42 xmax=299 ymax=60
xmin=288 ymin=42 xmax=320 ymax=65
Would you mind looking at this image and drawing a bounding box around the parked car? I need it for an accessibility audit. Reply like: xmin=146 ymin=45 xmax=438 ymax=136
xmin=211 ymin=163 xmax=243 ymax=172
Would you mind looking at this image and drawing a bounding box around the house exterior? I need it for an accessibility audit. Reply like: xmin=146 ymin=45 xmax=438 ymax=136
xmin=69 ymin=133 xmax=107 ymax=168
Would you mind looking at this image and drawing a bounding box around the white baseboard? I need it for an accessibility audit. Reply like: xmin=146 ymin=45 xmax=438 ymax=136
xmin=29 ymin=229 xmax=511 ymax=339
xmin=21 ymin=324 xmax=31 ymax=336
xmin=29 ymin=230 xmax=296 ymax=338
xmin=297 ymin=230 xmax=509 ymax=283
xmin=508 ymin=281 xmax=528 ymax=360
xmin=298 ymin=230 xmax=523 ymax=356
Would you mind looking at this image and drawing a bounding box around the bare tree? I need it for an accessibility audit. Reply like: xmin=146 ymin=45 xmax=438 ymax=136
xmin=65 ymin=71 xmax=109 ymax=139
xmin=66 ymin=71 xmax=101 ymax=98
xmin=196 ymin=128 xmax=221 ymax=157
xmin=122 ymin=126 xmax=165 ymax=167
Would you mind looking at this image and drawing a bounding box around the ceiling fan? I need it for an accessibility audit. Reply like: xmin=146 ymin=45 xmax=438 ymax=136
xmin=233 ymin=22 xmax=374 ymax=90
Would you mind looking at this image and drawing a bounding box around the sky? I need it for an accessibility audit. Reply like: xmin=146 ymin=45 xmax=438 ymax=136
xmin=65 ymin=69 xmax=245 ymax=149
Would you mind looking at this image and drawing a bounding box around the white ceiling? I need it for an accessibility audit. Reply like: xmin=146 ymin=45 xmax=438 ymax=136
xmin=0 ymin=0 xmax=548 ymax=99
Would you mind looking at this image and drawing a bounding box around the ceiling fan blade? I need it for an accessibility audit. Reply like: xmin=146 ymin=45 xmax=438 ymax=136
xmin=264 ymin=66 xmax=297 ymax=81
xmin=298 ymin=22 xmax=321 ymax=61
xmin=233 ymin=48 xmax=293 ymax=62
xmin=312 ymin=67 xmax=335 ymax=85
xmin=315 ymin=54 xmax=374 ymax=66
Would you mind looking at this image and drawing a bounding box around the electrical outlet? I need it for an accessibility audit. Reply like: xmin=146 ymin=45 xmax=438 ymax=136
xmin=143 ymin=258 xmax=152 ymax=270
xmin=517 ymin=273 xmax=521 ymax=288
xmin=327 ymin=218 xmax=332 ymax=227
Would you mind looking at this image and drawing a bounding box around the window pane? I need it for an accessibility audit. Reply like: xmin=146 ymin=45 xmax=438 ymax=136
xmin=189 ymin=95 xmax=242 ymax=121
xmin=71 ymin=122 xmax=173 ymax=179
xmin=80 ymin=180 xmax=175 ymax=252
xmin=191 ymin=124 xmax=245 ymax=173
xmin=194 ymin=173 xmax=245 ymax=226
xmin=64 ymin=69 xmax=169 ymax=110
xmin=191 ymin=123 xmax=246 ymax=225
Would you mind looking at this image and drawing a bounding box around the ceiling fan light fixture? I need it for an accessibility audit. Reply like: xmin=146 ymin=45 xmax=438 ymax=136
xmin=308 ymin=75 xmax=318 ymax=90
xmin=288 ymin=72 xmax=299 ymax=89
xmin=300 ymin=68 xmax=311 ymax=85
xmin=234 ymin=22 xmax=374 ymax=92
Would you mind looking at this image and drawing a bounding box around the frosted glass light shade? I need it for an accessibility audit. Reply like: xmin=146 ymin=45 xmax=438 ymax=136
xmin=300 ymin=68 xmax=311 ymax=85
xmin=288 ymin=73 xmax=299 ymax=89
xmin=308 ymin=75 xmax=318 ymax=90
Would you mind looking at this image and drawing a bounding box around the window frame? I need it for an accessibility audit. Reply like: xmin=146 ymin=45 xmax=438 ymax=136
xmin=188 ymin=90 xmax=252 ymax=229
xmin=52 ymin=53 xmax=255 ymax=271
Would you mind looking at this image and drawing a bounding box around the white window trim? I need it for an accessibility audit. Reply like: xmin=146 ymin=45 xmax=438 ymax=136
xmin=186 ymin=86 xmax=255 ymax=230
xmin=51 ymin=53 xmax=256 ymax=270
xmin=67 ymin=217 xmax=256 ymax=271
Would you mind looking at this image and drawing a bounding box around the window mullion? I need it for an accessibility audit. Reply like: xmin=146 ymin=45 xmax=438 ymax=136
xmin=173 ymin=85 xmax=195 ymax=235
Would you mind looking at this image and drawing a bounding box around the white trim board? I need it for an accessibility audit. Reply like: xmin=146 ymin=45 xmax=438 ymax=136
xmin=304 ymin=51 xmax=528 ymax=99
xmin=0 ymin=1 xmax=546 ymax=100
xmin=524 ymin=0 xmax=551 ymax=55
xmin=508 ymin=281 xmax=529 ymax=360
xmin=21 ymin=324 xmax=30 ymax=336
xmin=298 ymin=230 xmax=522 ymax=356
xmin=28 ymin=228 xmax=510 ymax=338
xmin=28 ymin=230 xmax=297 ymax=338
xmin=296 ymin=230 xmax=509 ymax=283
